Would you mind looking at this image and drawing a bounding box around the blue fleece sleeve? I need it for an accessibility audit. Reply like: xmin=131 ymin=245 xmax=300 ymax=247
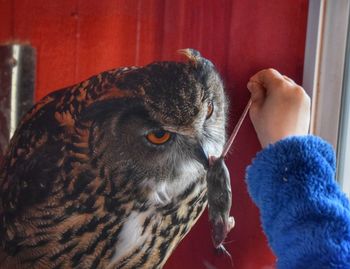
xmin=246 ymin=136 xmax=350 ymax=269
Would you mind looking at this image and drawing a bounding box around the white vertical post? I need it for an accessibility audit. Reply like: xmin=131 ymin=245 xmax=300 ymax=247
xmin=303 ymin=0 xmax=350 ymax=150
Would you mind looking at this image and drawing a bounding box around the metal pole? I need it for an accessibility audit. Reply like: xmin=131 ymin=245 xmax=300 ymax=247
xmin=0 ymin=44 xmax=36 ymax=158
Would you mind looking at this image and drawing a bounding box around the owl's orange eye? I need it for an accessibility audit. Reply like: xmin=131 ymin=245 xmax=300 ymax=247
xmin=146 ymin=130 xmax=171 ymax=145
xmin=206 ymin=101 xmax=214 ymax=119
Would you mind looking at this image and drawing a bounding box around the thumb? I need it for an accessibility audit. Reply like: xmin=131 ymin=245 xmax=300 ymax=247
xmin=247 ymin=81 xmax=265 ymax=104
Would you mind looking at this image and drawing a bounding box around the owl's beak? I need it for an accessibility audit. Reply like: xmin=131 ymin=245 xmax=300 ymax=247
xmin=194 ymin=144 xmax=209 ymax=169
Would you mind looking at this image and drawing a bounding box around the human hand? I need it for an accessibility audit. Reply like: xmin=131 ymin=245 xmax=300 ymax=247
xmin=247 ymin=68 xmax=311 ymax=148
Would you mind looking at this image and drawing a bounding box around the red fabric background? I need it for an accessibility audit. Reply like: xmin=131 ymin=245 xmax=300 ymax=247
xmin=0 ymin=1 xmax=309 ymax=268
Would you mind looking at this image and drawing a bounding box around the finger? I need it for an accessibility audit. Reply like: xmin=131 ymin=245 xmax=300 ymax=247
xmin=249 ymin=68 xmax=285 ymax=90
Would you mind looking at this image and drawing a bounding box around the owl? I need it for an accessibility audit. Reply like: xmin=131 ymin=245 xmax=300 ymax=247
xmin=0 ymin=49 xmax=227 ymax=268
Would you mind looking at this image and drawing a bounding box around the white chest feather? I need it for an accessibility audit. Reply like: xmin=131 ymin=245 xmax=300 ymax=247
xmin=108 ymin=212 xmax=149 ymax=267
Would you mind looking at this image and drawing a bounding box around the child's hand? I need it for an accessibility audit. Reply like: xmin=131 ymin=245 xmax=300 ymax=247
xmin=247 ymin=68 xmax=311 ymax=148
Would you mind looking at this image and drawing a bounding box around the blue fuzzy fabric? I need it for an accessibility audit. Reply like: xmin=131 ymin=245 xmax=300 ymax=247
xmin=246 ymin=135 xmax=350 ymax=269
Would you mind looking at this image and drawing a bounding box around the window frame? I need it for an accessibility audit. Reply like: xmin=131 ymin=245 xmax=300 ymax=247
xmin=303 ymin=0 xmax=350 ymax=195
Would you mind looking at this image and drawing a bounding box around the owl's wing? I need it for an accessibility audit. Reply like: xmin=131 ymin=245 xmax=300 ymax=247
xmin=0 ymin=90 xmax=66 ymax=219
xmin=0 ymin=66 xmax=142 ymax=228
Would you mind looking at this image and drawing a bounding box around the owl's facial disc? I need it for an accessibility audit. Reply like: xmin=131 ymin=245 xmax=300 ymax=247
xmin=89 ymin=57 xmax=226 ymax=194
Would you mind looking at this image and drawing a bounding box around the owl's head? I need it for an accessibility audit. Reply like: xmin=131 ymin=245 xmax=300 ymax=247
xmin=78 ymin=49 xmax=227 ymax=205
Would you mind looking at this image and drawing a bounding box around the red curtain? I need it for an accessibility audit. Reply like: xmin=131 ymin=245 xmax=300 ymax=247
xmin=0 ymin=1 xmax=308 ymax=268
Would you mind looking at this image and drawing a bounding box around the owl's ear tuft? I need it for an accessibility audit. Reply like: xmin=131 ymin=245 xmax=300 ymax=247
xmin=178 ymin=48 xmax=214 ymax=69
xmin=178 ymin=48 xmax=201 ymax=63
